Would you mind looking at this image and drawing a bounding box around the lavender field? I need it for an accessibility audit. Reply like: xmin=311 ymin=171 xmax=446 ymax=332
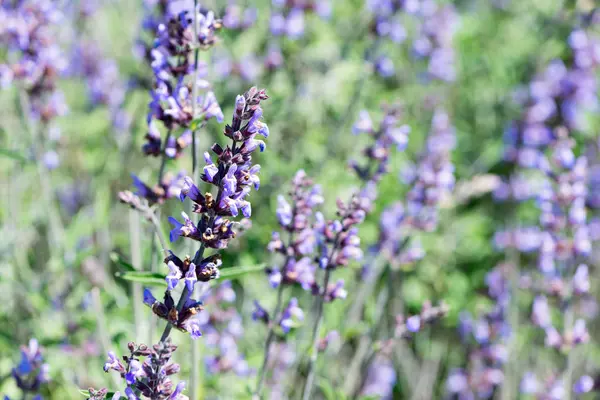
xmin=1 ymin=0 xmax=600 ymax=399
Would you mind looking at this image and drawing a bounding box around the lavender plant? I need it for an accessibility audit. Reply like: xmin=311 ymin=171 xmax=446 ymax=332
xmin=367 ymin=0 xmax=458 ymax=81
xmin=450 ymin=21 xmax=600 ymax=400
xmin=5 ymin=339 xmax=50 ymax=400
xmin=296 ymin=104 xmax=411 ymax=399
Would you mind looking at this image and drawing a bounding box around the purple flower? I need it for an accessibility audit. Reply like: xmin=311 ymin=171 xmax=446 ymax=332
xmin=406 ymin=315 xmax=421 ymax=333
xmin=166 ymin=261 xmax=183 ymax=290
xmin=103 ymin=351 xmax=123 ymax=373
xmin=184 ymin=266 xmax=198 ymax=291
xmin=574 ymin=375 xmax=594 ymax=394
xmin=252 ymin=301 xmax=270 ymax=324
xmin=11 ymin=338 xmax=50 ymax=393
xmin=143 ymin=289 xmax=157 ymax=306
xmin=279 ymin=298 xmax=304 ymax=333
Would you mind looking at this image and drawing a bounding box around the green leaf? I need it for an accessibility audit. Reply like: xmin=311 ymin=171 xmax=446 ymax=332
xmin=0 ymin=148 xmax=28 ymax=163
xmin=219 ymin=264 xmax=266 ymax=280
xmin=110 ymin=252 xmax=137 ymax=272
xmin=116 ymin=271 xmax=166 ymax=286
xmin=190 ymin=116 xmax=206 ymax=131
xmin=114 ymin=264 xmax=263 ymax=287
xmin=318 ymin=381 xmax=337 ymax=400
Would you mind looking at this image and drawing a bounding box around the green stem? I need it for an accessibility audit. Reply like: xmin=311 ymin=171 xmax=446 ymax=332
xmin=255 ymin=283 xmax=286 ymax=397
xmin=500 ymin=246 xmax=520 ymax=400
xmin=301 ymin=268 xmax=332 ymax=400
xmin=129 ymin=210 xmax=144 ymax=343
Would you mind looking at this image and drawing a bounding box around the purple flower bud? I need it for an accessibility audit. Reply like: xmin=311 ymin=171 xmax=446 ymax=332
xmin=143 ymin=289 xmax=157 ymax=306
xmin=406 ymin=315 xmax=421 ymax=333
xmin=169 ymin=381 xmax=186 ymax=399
xmin=574 ymin=375 xmax=594 ymax=394
xmin=573 ymin=264 xmax=590 ymax=295
xmin=252 ymin=301 xmax=269 ymax=324
xmin=203 ymin=152 xmax=218 ymax=182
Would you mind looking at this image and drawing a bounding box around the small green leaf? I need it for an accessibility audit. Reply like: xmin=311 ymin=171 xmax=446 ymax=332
xmin=318 ymin=381 xmax=337 ymax=400
xmin=190 ymin=115 xmax=206 ymax=131
xmin=219 ymin=264 xmax=266 ymax=280
xmin=116 ymin=271 xmax=166 ymax=286
xmin=79 ymin=390 xmax=90 ymax=397
xmin=0 ymin=148 xmax=29 ymax=163
xmin=110 ymin=252 xmax=137 ymax=272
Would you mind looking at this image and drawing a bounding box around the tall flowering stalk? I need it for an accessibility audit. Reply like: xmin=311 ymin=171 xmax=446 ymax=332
xmin=299 ymin=104 xmax=411 ymax=400
xmin=343 ymin=107 xmax=456 ymax=397
xmin=104 ymin=0 xmax=272 ymax=396
xmin=253 ymin=170 xmax=324 ymax=396
xmin=104 ymin=86 xmax=271 ymax=398
xmin=367 ymin=0 xmax=458 ymax=81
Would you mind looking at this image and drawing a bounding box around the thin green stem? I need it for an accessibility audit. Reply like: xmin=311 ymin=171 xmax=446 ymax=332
xmin=158 ymin=129 xmax=172 ymax=185
xmin=129 ymin=210 xmax=145 ymax=343
xmin=255 ymin=283 xmax=286 ymax=397
xmin=301 ymin=268 xmax=332 ymax=400
xmin=148 ymin=210 xmax=169 ymax=253
xmin=343 ymin=271 xmax=390 ymax=395
xmin=91 ymin=287 xmax=121 ymax=388
xmin=500 ymin=249 xmax=520 ymax=400
xmin=17 ymin=88 xmax=65 ymax=258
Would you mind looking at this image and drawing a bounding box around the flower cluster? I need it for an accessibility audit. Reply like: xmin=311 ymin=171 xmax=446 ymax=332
xmin=135 ymin=0 xmax=170 ymax=64
xmin=144 ymin=7 xmax=223 ymax=160
xmin=143 ymin=286 xmax=205 ymax=338
xmin=367 ymin=0 xmax=459 ymax=81
xmin=0 ymin=1 xmax=69 ymax=120
xmin=405 ymin=108 xmax=456 ymax=231
xmin=366 ymin=108 xmax=454 ymax=272
xmin=520 ymin=372 xmax=597 ymax=398
xmin=198 ymin=281 xmax=252 ymax=376
xmin=394 ymin=300 xmax=449 ymax=337
xmin=270 ymin=0 xmax=331 ymax=40
xmin=213 ymin=51 xmax=264 ymax=83
xmin=351 ymin=104 xmax=411 ymax=189
xmin=0 ymin=0 xmax=68 ymax=169
xmin=311 ymin=195 xmax=368 ymax=302
xmin=265 ymin=170 xmax=324 ymax=290
xmin=359 ymin=357 xmax=396 ymax=399
xmin=446 ymin=263 xmax=511 ymax=398
xmin=466 ymin=25 xmax=600 ymax=399
xmin=504 ymin=30 xmax=599 ymax=168
xmin=68 ymin=40 xmax=130 ymax=135
xmin=9 ymin=339 xmax=50 ymax=397
xmin=169 ymin=87 xmax=269 ymax=249
xmin=102 ymin=341 xmax=187 ymax=399
xmin=128 ymin=172 xmax=187 ymax=206
xmin=253 ymin=297 xmax=304 ymax=334
xmin=222 ymin=2 xmax=257 ymax=31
